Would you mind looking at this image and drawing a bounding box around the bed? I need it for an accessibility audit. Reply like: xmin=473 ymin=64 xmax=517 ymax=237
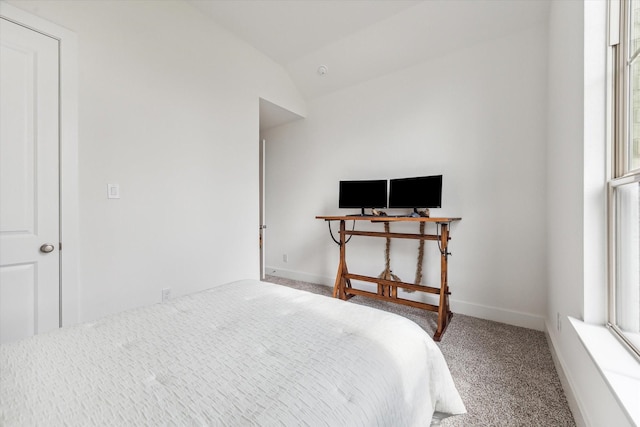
xmin=0 ymin=279 xmax=465 ymax=426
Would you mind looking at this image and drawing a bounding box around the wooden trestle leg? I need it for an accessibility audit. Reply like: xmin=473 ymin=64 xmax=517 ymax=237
xmin=332 ymin=220 xmax=352 ymax=300
xmin=434 ymin=223 xmax=452 ymax=341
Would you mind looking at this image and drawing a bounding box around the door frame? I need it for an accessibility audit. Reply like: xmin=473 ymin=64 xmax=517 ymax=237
xmin=259 ymin=138 xmax=266 ymax=280
xmin=0 ymin=3 xmax=79 ymax=327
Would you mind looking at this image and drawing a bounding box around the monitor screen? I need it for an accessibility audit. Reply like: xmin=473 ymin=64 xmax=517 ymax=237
xmin=339 ymin=180 xmax=388 ymax=209
xmin=388 ymin=175 xmax=442 ymax=209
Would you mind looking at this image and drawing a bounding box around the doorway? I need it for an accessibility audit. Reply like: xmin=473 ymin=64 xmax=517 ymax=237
xmin=258 ymin=98 xmax=303 ymax=280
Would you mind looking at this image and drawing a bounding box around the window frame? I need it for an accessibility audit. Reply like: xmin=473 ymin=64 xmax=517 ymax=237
xmin=608 ymin=0 xmax=640 ymax=360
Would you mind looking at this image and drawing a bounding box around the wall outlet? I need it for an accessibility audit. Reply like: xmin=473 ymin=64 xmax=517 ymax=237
xmin=283 ymin=254 xmax=288 ymax=263
xmin=107 ymin=183 xmax=120 ymax=199
xmin=162 ymin=288 xmax=171 ymax=302
xmin=557 ymin=312 xmax=561 ymax=332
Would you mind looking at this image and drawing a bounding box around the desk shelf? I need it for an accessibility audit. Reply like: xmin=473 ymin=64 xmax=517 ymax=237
xmin=316 ymin=215 xmax=461 ymax=341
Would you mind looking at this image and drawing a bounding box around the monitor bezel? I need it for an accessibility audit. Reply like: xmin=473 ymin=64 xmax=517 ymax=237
xmin=338 ymin=179 xmax=388 ymax=210
xmin=388 ymin=175 xmax=442 ymax=209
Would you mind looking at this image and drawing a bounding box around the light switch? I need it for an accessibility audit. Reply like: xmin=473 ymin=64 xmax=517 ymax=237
xmin=107 ymin=184 xmax=120 ymax=199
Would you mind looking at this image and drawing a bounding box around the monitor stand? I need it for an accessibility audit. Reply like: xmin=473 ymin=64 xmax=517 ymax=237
xmin=350 ymin=208 xmax=374 ymax=216
xmin=411 ymin=208 xmax=430 ymax=217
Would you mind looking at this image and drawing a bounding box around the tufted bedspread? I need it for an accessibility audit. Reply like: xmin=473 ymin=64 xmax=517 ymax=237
xmin=0 ymin=279 xmax=465 ymax=426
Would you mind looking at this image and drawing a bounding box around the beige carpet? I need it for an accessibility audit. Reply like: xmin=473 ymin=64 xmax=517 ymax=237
xmin=265 ymin=275 xmax=576 ymax=427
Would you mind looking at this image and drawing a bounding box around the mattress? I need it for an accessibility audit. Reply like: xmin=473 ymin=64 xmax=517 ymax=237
xmin=0 ymin=279 xmax=465 ymax=426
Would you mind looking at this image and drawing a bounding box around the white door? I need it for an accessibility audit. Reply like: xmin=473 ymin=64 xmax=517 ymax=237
xmin=0 ymin=18 xmax=60 ymax=344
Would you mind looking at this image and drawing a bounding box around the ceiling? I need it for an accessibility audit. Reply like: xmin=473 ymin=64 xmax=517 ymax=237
xmin=187 ymin=0 xmax=551 ymax=130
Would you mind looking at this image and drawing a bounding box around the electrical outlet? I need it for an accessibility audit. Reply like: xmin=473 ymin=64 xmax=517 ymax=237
xmin=283 ymin=254 xmax=288 ymax=263
xmin=162 ymin=288 xmax=171 ymax=303
xmin=107 ymin=184 xmax=120 ymax=199
xmin=557 ymin=312 xmax=561 ymax=332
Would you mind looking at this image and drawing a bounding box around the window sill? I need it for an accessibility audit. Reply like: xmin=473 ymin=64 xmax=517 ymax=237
xmin=569 ymin=317 xmax=640 ymax=426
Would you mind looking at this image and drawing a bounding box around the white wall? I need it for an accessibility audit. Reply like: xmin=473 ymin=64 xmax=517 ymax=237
xmin=546 ymin=1 xmax=631 ymax=425
xmin=7 ymin=0 xmax=306 ymax=323
xmin=264 ymin=23 xmax=549 ymax=330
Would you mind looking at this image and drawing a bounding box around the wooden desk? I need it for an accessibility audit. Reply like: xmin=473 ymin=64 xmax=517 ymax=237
xmin=316 ymin=215 xmax=461 ymax=341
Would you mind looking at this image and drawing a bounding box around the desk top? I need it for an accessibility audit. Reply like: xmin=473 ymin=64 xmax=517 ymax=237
xmin=316 ymin=215 xmax=461 ymax=223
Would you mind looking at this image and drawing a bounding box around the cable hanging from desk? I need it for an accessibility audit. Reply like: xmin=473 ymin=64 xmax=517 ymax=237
xmin=327 ymin=219 xmax=355 ymax=246
xmin=436 ymin=222 xmax=453 ymax=257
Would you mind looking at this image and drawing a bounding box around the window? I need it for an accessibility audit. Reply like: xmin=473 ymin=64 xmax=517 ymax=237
xmin=610 ymin=0 xmax=640 ymax=358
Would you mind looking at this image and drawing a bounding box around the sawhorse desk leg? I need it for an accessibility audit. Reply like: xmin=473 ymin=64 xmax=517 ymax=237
xmin=434 ymin=223 xmax=452 ymax=341
xmin=332 ymin=220 xmax=352 ymax=300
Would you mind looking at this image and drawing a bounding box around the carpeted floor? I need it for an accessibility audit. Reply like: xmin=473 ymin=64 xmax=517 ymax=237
xmin=264 ymin=275 xmax=576 ymax=427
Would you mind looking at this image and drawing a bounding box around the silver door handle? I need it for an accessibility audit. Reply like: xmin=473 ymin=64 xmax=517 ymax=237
xmin=40 ymin=243 xmax=55 ymax=253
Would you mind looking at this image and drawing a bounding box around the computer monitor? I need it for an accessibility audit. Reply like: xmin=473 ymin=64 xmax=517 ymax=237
xmin=388 ymin=175 xmax=442 ymax=213
xmin=339 ymin=179 xmax=388 ymax=216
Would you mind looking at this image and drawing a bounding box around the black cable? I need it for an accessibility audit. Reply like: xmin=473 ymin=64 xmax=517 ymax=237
xmin=436 ymin=222 xmax=452 ymax=256
xmin=328 ymin=220 xmax=355 ymax=246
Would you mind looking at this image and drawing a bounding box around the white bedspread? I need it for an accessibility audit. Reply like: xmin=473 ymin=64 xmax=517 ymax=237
xmin=0 ymin=279 xmax=465 ymax=426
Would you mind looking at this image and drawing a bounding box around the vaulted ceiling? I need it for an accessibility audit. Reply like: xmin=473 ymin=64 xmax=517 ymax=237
xmin=189 ymin=0 xmax=551 ymax=102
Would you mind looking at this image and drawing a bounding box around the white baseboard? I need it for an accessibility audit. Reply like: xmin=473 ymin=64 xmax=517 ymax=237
xmin=266 ymin=267 xmax=545 ymax=331
xmin=545 ymin=321 xmax=588 ymax=427
xmin=451 ymin=299 xmax=545 ymax=331
xmin=265 ymin=267 xmax=334 ymax=288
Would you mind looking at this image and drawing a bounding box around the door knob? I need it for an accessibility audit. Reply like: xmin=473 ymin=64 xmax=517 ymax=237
xmin=40 ymin=243 xmax=55 ymax=253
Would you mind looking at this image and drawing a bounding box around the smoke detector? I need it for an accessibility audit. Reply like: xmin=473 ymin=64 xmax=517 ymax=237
xmin=317 ymin=65 xmax=328 ymax=76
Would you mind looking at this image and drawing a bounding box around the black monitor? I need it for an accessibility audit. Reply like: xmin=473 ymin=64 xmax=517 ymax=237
xmin=339 ymin=179 xmax=388 ymax=216
xmin=388 ymin=175 xmax=442 ymax=213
